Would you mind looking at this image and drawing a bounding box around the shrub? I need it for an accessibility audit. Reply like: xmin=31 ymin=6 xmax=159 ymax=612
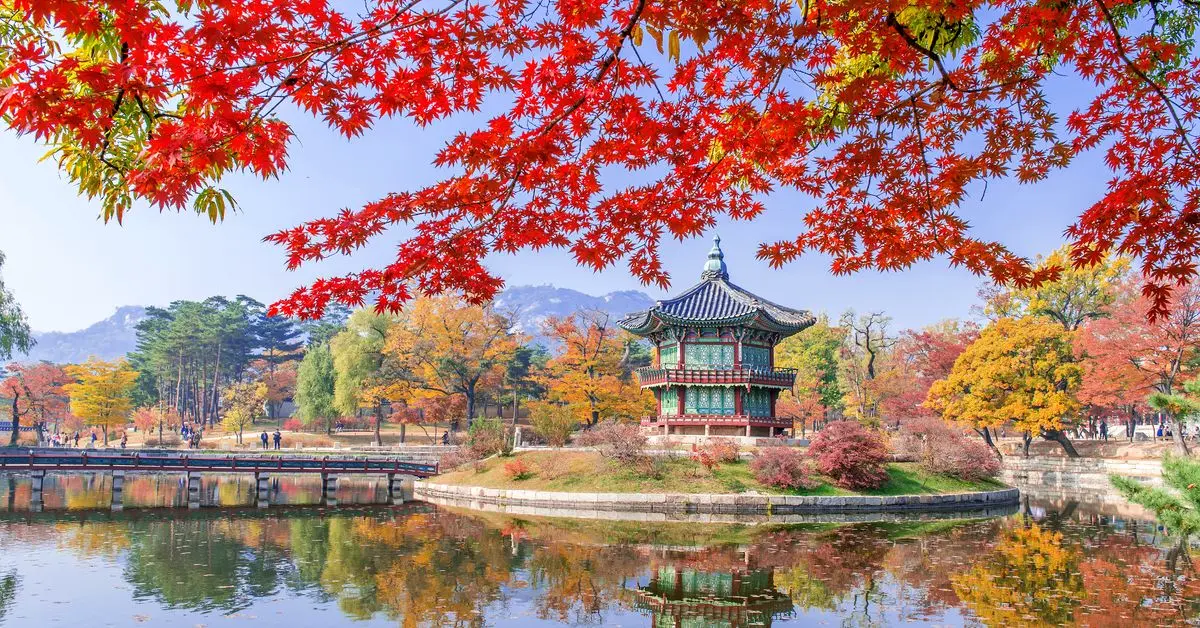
xmin=631 ymin=454 xmax=668 ymax=479
xmin=935 ymin=437 xmax=1002 ymax=481
xmin=282 ymin=418 xmax=304 ymax=432
xmin=536 ymin=455 xmax=569 ymax=480
xmin=808 ymin=421 xmax=890 ymax=490
xmin=896 ymin=417 xmax=1001 ymax=481
xmin=750 ymin=447 xmax=821 ymax=490
xmin=528 ymin=402 xmax=578 ymax=447
xmin=468 ymin=418 xmax=507 ymax=458
xmin=576 ymin=420 xmax=646 ymax=464
xmin=143 ymin=434 xmax=182 ymax=447
xmin=502 ymin=458 xmax=533 ymax=480
xmin=279 ymin=433 xmax=334 ymax=449
xmin=438 ymin=447 xmax=476 ymax=471
xmin=692 ymin=439 xmax=740 ymax=471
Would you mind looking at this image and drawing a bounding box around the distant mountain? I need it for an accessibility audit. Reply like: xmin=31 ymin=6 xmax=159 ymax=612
xmin=494 ymin=285 xmax=656 ymax=345
xmin=20 ymin=305 xmax=147 ymax=364
xmin=13 ymin=286 xmax=655 ymax=363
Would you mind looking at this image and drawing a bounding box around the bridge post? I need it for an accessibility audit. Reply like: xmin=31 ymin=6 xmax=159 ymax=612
xmin=321 ymin=473 xmax=338 ymax=507
xmin=111 ymin=470 xmax=125 ymax=512
xmin=254 ymin=472 xmax=270 ymax=508
xmin=186 ymin=472 xmax=202 ymax=509
xmin=387 ymin=473 xmax=414 ymax=503
xmin=30 ymin=469 xmax=45 ymax=512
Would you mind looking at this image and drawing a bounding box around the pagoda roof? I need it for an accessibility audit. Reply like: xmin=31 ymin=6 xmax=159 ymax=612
xmin=618 ymin=236 xmax=816 ymax=337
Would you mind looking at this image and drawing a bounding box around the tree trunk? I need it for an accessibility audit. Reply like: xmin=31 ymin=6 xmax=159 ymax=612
xmin=211 ymin=343 xmax=222 ymax=428
xmin=400 ymin=422 xmax=406 ymax=444
xmin=374 ymin=404 xmax=383 ymax=446
xmin=7 ymin=393 xmax=18 ymax=447
xmin=975 ymin=427 xmax=1002 ymax=459
xmin=1041 ymin=428 xmax=1080 ymax=457
xmin=1171 ymin=419 xmax=1192 ymax=456
xmin=1022 ymin=432 xmax=1033 ymax=457
xmin=102 ymin=426 xmax=108 ymax=447
xmin=465 ymin=383 xmax=477 ymax=428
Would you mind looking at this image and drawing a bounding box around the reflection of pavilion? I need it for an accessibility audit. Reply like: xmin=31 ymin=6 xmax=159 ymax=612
xmin=627 ymin=566 xmax=795 ymax=628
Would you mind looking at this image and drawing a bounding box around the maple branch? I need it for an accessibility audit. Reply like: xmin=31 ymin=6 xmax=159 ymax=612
xmin=1094 ymin=0 xmax=1198 ymax=159
xmin=886 ymin=13 xmax=961 ymax=92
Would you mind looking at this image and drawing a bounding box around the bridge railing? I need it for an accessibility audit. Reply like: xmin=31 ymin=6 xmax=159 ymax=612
xmin=0 ymin=450 xmax=439 ymax=477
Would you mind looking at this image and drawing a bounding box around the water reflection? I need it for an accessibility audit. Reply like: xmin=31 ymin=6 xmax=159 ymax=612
xmin=0 ymin=475 xmax=1195 ymax=626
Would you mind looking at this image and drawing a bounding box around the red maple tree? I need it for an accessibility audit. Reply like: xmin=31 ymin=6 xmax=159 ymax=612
xmin=3 ymin=1 xmax=1199 ymax=318
xmin=1 ymin=362 xmax=71 ymax=445
xmin=883 ymin=321 xmax=978 ymax=421
xmin=1075 ymin=278 xmax=1200 ymax=451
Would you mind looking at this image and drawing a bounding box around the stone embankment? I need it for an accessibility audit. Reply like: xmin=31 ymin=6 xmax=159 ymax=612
xmin=413 ymin=481 xmax=1019 ymax=518
xmin=1001 ymin=456 xmax=1162 ymax=491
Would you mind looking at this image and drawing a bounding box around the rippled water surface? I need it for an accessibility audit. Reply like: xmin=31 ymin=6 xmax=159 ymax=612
xmin=0 ymin=474 xmax=1196 ymax=627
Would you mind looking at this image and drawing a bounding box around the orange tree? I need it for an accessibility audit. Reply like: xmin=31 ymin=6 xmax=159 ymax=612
xmin=63 ymin=358 xmax=138 ymax=445
xmin=383 ymin=295 xmax=520 ymax=428
xmin=926 ymin=316 xmax=1082 ymax=457
xmin=540 ymin=310 xmax=649 ymax=426
xmin=1 ymin=362 xmax=71 ymax=446
xmin=4 ymin=2 xmax=1200 ymax=321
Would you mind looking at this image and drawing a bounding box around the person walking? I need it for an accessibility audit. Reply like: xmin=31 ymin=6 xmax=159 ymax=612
xmin=89 ymin=430 xmax=97 ymax=448
xmin=1100 ymin=420 xmax=1108 ymax=442
xmin=120 ymin=432 xmax=128 ymax=449
xmin=260 ymin=431 xmax=269 ymax=449
xmin=441 ymin=431 xmax=449 ymax=445
xmin=272 ymin=430 xmax=281 ymax=450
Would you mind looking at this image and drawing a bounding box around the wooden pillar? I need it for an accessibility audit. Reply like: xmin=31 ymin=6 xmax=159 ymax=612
xmin=677 ymin=386 xmax=685 ymax=416
xmin=735 ymin=388 xmax=744 ymax=416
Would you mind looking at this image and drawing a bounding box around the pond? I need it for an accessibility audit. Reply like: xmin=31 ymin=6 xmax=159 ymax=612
xmin=0 ymin=474 xmax=1195 ymax=627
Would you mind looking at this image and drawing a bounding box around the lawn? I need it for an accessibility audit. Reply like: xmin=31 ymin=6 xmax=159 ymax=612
xmin=432 ymin=451 xmax=1006 ymax=496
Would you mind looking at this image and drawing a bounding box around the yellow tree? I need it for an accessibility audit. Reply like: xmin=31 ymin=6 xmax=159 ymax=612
xmin=64 ymin=358 xmax=138 ymax=445
xmin=221 ymin=380 xmax=267 ymax=444
xmin=383 ymin=295 xmax=520 ymax=428
xmin=981 ymin=246 xmax=1130 ymax=331
xmin=540 ymin=310 xmax=649 ymax=425
xmin=926 ymin=317 xmax=1082 ymax=457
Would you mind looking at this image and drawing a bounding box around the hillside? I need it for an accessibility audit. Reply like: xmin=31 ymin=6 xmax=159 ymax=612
xmin=14 ymin=286 xmax=654 ymax=363
xmin=19 ymin=305 xmax=147 ymax=363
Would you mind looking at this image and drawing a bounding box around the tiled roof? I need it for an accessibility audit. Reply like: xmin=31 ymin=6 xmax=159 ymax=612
xmin=618 ymin=236 xmax=815 ymax=335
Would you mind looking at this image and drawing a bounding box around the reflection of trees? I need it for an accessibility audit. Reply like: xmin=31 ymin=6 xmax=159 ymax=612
xmin=0 ymin=570 xmax=18 ymax=622
xmin=1076 ymin=535 xmax=1200 ymax=627
xmin=527 ymin=543 xmax=644 ymax=624
xmin=952 ymin=520 xmax=1084 ymax=627
xmin=123 ymin=519 xmax=295 ymax=613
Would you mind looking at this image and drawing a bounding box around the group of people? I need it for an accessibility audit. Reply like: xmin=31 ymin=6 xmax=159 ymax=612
xmin=258 ymin=430 xmax=282 ymax=450
xmin=180 ymin=423 xmax=204 ymax=449
xmin=45 ymin=430 xmax=128 ymax=449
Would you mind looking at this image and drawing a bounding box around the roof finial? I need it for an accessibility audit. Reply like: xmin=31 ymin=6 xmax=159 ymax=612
xmin=701 ymin=234 xmax=729 ymax=280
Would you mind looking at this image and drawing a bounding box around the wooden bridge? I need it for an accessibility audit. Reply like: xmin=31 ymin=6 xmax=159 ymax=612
xmin=0 ymin=449 xmax=439 ymax=477
xmin=0 ymin=449 xmax=439 ymax=511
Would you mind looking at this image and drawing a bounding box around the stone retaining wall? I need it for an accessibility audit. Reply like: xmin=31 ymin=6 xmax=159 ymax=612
xmin=413 ymin=481 xmax=1019 ymax=516
xmin=1001 ymin=456 xmax=1162 ymax=491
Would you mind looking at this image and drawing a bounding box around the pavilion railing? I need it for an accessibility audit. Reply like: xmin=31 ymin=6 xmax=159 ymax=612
xmin=634 ymin=366 xmax=797 ymax=387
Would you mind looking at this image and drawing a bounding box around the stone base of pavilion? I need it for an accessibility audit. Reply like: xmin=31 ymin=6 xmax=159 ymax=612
xmin=641 ymin=417 xmax=793 ymax=443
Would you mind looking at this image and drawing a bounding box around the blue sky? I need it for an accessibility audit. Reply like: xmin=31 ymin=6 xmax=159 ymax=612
xmin=0 ymin=87 xmax=1100 ymax=333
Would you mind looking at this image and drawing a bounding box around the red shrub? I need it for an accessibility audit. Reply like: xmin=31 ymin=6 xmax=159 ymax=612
xmin=750 ymin=447 xmax=821 ymax=490
xmin=808 ymin=421 xmax=890 ymax=490
xmin=438 ymin=448 xmax=477 ymax=472
xmin=896 ymin=417 xmax=1001 ymax=481
xmin=502 ymin=458 xmax=533 ymax=480
xmin=282 ymin=418 xmax=304 ymax=432
xmin=933 ymin=438 xmax=1001 ymax=481
xmin=576 ymin=420 xmax=646 ymax=464
xmin=692 ymin=439 xmax=740 ymax=470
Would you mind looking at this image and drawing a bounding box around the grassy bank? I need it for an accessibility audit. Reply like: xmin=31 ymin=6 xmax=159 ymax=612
xmin=432 ymin=451 xmax=1006 ymax=496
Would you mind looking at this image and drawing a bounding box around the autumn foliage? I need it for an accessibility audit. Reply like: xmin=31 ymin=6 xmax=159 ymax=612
xmin=807 ymin=420 xmax=890 ymax=490
xmin=5 ymin=1 xmax=1199 ymax=321
xmin=749 ymin=446 xmax=820 ymax=490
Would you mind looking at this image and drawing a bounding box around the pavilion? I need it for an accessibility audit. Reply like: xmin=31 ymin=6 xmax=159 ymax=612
xmin=618 ymin=236 xmax=815 ymax=437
